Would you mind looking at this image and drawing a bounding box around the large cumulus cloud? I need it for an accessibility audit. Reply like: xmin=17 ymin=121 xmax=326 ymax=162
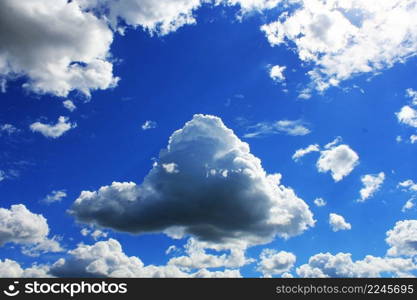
xmin=0 ymin=204 xmax=63 ymax=256
xmin=50 ymin=238 xmax=241 ymax=278
xmin=69 ymin=114 xmax=314 ymax=247
xmin=0 ymin=0 xmax=118 ymax=97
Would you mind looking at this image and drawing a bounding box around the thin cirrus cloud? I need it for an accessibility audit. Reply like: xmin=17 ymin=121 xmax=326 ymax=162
xmin=30 ymin=116 xmax=77 ymax=139
xmin=42 ymin=190 xmax=67 ymax=204
xmin=69 ymin=114 xmax=315 ymax=248
xmin=244 ymin=120 xmax=311 ymax=138
xmin=262 ymin=0 xmax=417 ymax=92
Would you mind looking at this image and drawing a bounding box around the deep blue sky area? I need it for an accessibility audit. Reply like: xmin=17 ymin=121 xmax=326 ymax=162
xmin=1 ymin=0 xmax=417 ymax=278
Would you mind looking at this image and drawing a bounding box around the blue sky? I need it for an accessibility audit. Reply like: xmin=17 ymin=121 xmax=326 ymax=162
xmin=1 ymin=0 xmax=417 ymax=278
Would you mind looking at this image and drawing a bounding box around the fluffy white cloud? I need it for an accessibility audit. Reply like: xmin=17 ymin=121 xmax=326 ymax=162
xmin=313 ymin=197 xmax=326 ymax=207
xmin=329 ymin=213 xmax=351 ymax=232
xmin=141 ymin=120 xmax=157 ymax=130
xmin=358 ymin=172 xmax=385 ymax=202
xmin=257 ymin=249 xmax=296 ymax=278
xmin=63 ymin=100 xmax=77 ymax=112
xmin=42 ymin=190 xmax=67 ymax=204
xmin=386 ymin=220 xmax=417 ymax=257
xmin=69 ymin=114 xmax=315 ymax=248
xmin=262 ymin=0 xmax=417 ymax=91
xmin=396 ymin=106 xmax=417 ymax=128
xmin=0 ymin=259 xmax=50 ymax=278
xmin=244 ymin=120 xmax=310 ymax=138
xmin=296 ymin=252 xmax=416 ymax=278
xmin=411 ymin=135 xmax=417 ymax=144
xmin=316 ymin=141 xmax=359 ymax=182
xmin=269 ymin=65 xmax=286 ymax=83
xmin=0 ymin=0 xmax=118 ymax=97
xmin=30 ymin=116 xmax=76 ymax=139
xmin=293 ymin=138 xmax=359 ymax=181
xmin=50 ymin=238 xmax=241 ymax=278
xmin=292 ymin=144 xmax=320 ymax=161
xmin=0 ymin=204 xmax=63 ymax=256
xmin=167 ymin=238 xmax=251 ymax=269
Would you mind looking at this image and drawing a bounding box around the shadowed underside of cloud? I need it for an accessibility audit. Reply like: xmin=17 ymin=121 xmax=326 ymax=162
xmin=50 ymin=238 xmax=242 ymax=278
xmin=0 ymin=0 xmax=281 ymax=97
xmin=69 ymin=114 xmax=315 ymax=247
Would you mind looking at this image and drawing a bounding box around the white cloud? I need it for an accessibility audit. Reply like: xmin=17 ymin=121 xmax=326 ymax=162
xmin=298 ymin=88 xmax=312 ymax=100
xmin=223 ymin=0 xmax=282 ymax=13
xmin=411 ymin=135 xmax=417 ymax=144
xmin=396 ymin=106 xmax=417 ymax=128
xmin=402 ymin=199 xmax=415 ymax=213
xmin=316 ymin=143 xmax=359 ymax=182
xmin=42 ymin=190 xmax=67 ymax=204
xmin=329 ymin=213 xmax=351 ymax=232
xmin=0 ymin=204 xmax=63 ymax=256
xmin=269 ymin=65 xmax=286 ymax=83
xmin=141 ymin=120 xmax=157 ymax=131
xmin=63 ymin=100 xmax=77 ymax=112
xmin=296 ymin=252 xmax=416 ymax=278
xmin=406 ymin=88 xmax=417 ymax=106
xmin=313 ymin=198 xmax=326 ymax=207
xmin=78 ymin=0 xmax=205 ymax=36
xmin=261 ymin=0 xmax=417 ymax=91
xmin=292 ymin=144 xmax=320 ymax=162
xmin=0 ymin=124 xmax=19 ymax=135
xmin=80 ymin=228 xmax=108 ymax=241
xmin=358 ymin=172 xmax=385 ymax=202
xmin=30 ymin=116 xmax=76 ymax=139
xmin=0 ymin=259 xmax=50 ymax=278
xmin=396 ymin=135 xmax=403 ymax=143
xmin=386 ymin=220 xmax=417 ymax=257
xmin=0 ymin=0 xmax=118 ymax=97
xmin=69 ymin=114 xmax=315 ymax=248
xmin=162 ymin=163 xmax=179 ymax=174
xmin=399 ymin=180 xmax=417 ymax=192
xmin=257 ymin=249 xmax=296 ymax=278
xmin=50 ymin=238 xmax=241 ymax=277
xmin=244 ymin=120 xmax=311 ymax=138
xmin=168 ymin=238 xmax=251 ymax=269
xmin=0 ymin=170 xmax=5 ymax=182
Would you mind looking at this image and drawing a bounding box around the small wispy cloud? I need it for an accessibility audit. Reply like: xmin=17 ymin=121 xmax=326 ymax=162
xmin=141 ymin=120 xmax=157 ymax=131
xmin=244 ymin=120 xmax=311 ymax=138
xmin=42 ymin=190 xmax=67 ymax=204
